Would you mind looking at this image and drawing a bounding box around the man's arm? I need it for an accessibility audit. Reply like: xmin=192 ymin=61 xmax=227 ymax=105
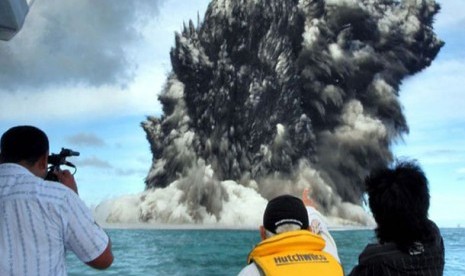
xmin=64 ymin=193 xmax=114 ymax=269
xmin=348 ymin=263 xmax=380 ymax=276
xmin=302 ymin=188 xmax=341 ymax=263
xmin=58 ymin=172 xmax=114 ymax=269
xmin=86 ymin=239 xmax=114 ymax=269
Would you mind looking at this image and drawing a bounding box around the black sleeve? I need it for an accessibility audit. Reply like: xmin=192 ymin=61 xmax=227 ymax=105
xmin=348 ymin=264 xmax=365 ymax=276
xmin=348 ymin=263 xmax=382 ymax=276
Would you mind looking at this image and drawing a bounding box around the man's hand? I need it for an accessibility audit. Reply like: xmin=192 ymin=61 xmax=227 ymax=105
xmin=302 ymin=188 xmax=316 ymax=207
xmin=53 ymin=170 xmax=78 ymax=194
xmin=303 ymin=188 xmax=323 ymax=235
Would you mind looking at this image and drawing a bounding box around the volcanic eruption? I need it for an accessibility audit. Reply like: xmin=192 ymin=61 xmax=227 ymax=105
xmin=100 ymin=0 xmax=443 ymax=226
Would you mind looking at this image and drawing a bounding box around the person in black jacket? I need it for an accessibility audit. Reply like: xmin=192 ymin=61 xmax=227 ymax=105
xmin=349 ymin=160 xmax=444 ymax=276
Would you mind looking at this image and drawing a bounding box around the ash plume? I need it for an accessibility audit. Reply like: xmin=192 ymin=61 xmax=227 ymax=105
xmin=140 ymin=0 xmax=443 ymax=225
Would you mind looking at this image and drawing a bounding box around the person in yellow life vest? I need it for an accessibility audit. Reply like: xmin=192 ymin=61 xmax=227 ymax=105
xmin=238 ymin=194 xmax=343 ymax=276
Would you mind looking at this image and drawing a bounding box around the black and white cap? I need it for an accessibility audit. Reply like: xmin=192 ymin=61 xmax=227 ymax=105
xmin=263 ymin=194 xmax=309 ymax=234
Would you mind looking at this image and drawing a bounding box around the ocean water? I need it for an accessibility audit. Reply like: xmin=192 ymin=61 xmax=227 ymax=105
xmin=66 ymin=228 xmax=464 ymax=275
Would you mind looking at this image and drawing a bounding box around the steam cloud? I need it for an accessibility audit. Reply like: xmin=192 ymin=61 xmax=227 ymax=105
xmin=99 ymin=0 xmax=443 ymax=227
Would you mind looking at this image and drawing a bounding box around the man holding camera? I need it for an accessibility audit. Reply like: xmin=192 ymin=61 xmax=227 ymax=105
xmin=0 ymin=125 xmax=113 ymax=275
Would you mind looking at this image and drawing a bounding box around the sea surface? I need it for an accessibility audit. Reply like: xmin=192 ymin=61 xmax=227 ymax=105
xmin=66 ymin=228 xmax=464 ymax=275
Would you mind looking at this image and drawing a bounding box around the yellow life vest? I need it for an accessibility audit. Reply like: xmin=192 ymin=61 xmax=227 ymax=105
xmin=247 ymin=230 xmax=343 ymax=276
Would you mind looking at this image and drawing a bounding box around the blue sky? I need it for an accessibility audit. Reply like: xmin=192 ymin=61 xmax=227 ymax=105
xmin=1 ymin=0 xmax=463 ymax=227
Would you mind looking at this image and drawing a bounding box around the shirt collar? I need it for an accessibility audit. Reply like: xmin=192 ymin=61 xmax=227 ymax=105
xmin=0 ymin=163 xmax=35 ymax=177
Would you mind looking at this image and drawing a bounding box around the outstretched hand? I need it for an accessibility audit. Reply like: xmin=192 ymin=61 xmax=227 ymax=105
xmin=302 ymin=188 xmax=316 ymax=207
xmin=53 ymin=169 xmax=78 ymax=194
xmin=303 ymin=188 xmax=323 ymax=234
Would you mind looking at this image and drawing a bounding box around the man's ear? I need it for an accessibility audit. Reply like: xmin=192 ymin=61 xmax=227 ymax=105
xmin=260 ymin=225 xmax=267 ymax=240
xmin=33 ymin=153 xmax=49 ymax=179
xmin=38 ymin=153 xmax=48 ymax=171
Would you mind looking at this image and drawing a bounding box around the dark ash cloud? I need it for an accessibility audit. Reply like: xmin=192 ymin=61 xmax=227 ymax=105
xmin=142 ymin=0 xmax=443 ymax=224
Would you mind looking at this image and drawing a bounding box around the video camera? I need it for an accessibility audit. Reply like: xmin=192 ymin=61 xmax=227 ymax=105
xmin=45 ymin=148 xmax=80 ymax=181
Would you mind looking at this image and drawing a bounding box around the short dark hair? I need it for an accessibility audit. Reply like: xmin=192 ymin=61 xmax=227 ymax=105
xmin=0 ymin=126 xmax=49 ymax=165
xmin=366 ymin=160 xmax=434 ymax=251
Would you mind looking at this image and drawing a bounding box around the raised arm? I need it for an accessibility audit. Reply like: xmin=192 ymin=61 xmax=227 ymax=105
xmin=302 ymin=188 xmax=340 ymax=263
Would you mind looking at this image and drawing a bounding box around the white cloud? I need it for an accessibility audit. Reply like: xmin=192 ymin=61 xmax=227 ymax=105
xmin=74 ymin=156 xmax=113 ymax=169
xmin=422 ymin=152 xmax=464 ymax=166
xmin=458 ymin=168 xmax=465 ymax=174
xmin=0 ymin=66 xmax=166 ymax=122
xmin=0 ymin=0 xmax=162 ymax=90
xmin=435 ymin=0 xmax=465 ymax=30
xmin=399 ymin=58 xmax=465 ymax=127
xmin=115 ymin=168 xmax=147 ymax=176
xmin=0 ymin=0 xmax=215 ymax=123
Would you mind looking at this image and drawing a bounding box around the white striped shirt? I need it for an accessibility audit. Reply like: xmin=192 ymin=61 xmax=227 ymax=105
xmin=0 ymin=163 xmax=109 ymax=276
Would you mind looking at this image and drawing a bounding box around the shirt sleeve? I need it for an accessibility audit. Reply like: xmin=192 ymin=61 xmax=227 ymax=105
xmin=306 ymin=206 xmax=341 ymax=263
xmin=348 ymin=263 xmax=380 ymax=276
xmin=237 ymin=263 xmax=262 ymax=276
xmin=348 ymin=264 xmax=367 ymax=276
xmin=63 ymin=192 xmax=110 ymax=263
